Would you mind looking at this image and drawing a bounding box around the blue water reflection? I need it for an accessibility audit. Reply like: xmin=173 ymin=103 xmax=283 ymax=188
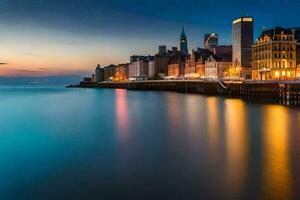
xmin=0 ymin=86 xmax=300 ymax=199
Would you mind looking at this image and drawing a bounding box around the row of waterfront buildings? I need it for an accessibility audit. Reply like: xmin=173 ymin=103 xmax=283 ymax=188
xmin=91 ymin=16 xmax=300 ymax=82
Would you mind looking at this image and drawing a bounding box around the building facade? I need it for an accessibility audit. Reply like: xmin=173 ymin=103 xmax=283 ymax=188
xmin=252 ymin=27 xmax=297 ymax=80
xmin=115 ymin=63 xmax=129 ymax=81
xmin=94 ymin=64 xmax=104 ymax=82
xmin=167 ymin=53 xmax=186 ymax=78
xmin=154 ymin=46 xmax=177 ymax=77
xmin=129 ymin=59 xmax=149 ymax=80
xmin=214 ymin=45 xmax=232 ymax=58
xmin=148 ymin=58 xmax=155 ymax=78
xmin=104 ymin=64 xmax=116 ymax=81
xmin=232 ymin=17 xmax=254 ymax=79
xmin=205 ymin=56 xmax=232 ymax=79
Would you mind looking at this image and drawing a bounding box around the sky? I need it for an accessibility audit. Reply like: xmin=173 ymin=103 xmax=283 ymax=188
xmin=0 ymin=0 xmax=300 ymax=76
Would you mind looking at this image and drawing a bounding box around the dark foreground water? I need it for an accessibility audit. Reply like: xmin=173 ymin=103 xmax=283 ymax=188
xmin=1 ymin=86 xmax=300 ymax=200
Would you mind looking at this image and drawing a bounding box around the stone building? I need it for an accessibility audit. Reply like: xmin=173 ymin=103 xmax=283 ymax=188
xmin=154 ymin=46 xmax=177 ymax=77
xmin=115 ymin=63 xmax=129 ymax=81
xmin=185 ymin=49 xmax=214 ymax=78
xmin=94 ymin=64 xmax=104 ymax=82
xmin=205 ymin=55 xmax=232 ymax=79
xmin=104 ymin=64 xmax=116 ymax=81
xmin=129 ymin=58 xmax=149 ymax=80
xmin=252 ymin=27 xmax=297 ymax=80
xmin=148 ymin=58 xmax=156 ymax=78
xmin=167 ymin=53 xmax=186 ymax=78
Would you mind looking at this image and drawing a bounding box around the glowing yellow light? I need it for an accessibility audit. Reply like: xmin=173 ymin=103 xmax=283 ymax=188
xmin=282 ymin=71 xmax=286 ymax=76
xmin=233 ymin=18 xmax=242 ymax=24
xmin=243 ymin=18 xmax=253 ymax=22
xmin=275 ymin=71 xmax=280 ymax=77
xmin=287 ymin=72 xmax=290 ymax=77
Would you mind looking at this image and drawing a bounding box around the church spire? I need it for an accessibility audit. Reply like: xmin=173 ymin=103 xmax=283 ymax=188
xmin=180 ymin=26 xmax=188 ymax=55
xmin=180 ymin=26 xmax=187 ymax=41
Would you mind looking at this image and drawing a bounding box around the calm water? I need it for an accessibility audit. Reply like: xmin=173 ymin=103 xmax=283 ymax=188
xmin=1 ymin=86 xmax=300 ymax=200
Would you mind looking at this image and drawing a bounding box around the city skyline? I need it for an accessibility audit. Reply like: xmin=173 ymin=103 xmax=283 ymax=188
xmin=1 ymin=0 xmax=300 ymax=76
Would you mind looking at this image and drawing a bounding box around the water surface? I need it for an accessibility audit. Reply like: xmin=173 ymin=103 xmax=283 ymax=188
xmin=0 ymin=86 xmax=300 ymax=199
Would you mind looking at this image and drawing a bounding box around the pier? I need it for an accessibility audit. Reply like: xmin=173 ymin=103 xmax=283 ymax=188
xmin=69 ymin=80 xmax=300 ymax=105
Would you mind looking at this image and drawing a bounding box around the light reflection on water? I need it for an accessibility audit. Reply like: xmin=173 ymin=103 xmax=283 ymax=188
xmin=0 ymin=86 xmax=300 ymax=199
xmin=262 ymin=106 xmax=292 ymax=199
xmin=224 ymin=99 xmax=249 ymax=197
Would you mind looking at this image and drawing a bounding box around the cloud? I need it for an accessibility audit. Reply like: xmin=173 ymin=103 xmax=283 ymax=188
xmin=0 ymin=62 xmax=8 ymax=65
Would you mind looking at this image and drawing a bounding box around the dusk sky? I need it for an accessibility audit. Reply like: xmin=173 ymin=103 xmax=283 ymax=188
xmin=0 ymin=0 xmax=300 ymax=76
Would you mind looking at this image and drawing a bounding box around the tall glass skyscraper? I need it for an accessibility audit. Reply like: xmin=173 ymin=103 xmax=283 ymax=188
xmin=232 ymin=17 xmax=254 ymax=78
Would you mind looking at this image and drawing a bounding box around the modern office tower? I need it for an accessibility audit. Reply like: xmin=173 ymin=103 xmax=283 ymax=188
xmin=204 ymin=33 xmax=219 ymax=49
xmin=180 ymin=26 xmax=188 ymax=55
xmin=252 ymin=27 xmax=297 ymax=80
xmin=232 ymin=16 xmax=254 ymax=79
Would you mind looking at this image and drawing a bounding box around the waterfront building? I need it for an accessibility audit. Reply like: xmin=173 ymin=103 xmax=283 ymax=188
xmin=204 ymin=33 xmax=218 ymax=50
xmin=154 ymin=46 xmax=177 ymax=78
xmin=232 ymin=16 xmax=254 ymax=79
xmin=185 ymin=50 xmax=198 ymax=78
xmin=184 ymin=49 xmax=214 ymax=78
xmin=129 ymin=57 xmax=149 ymax=80
xmin=292 ymin=28 xmax=300 ymax=74
xmin=205 ymin=55 xmax=232 ymax=79
xmin=252 ymin=27 xmax=297 ymax=80
xmin=167 ymin=53 xmax=186 ymax=78
xmin=94 ymin=64 xmax=104 ymax=82
xmin=104 ymin=64 xmax=116 ymax=81
xmin=115 ymin=63 xmax=129 ymax=81
xmin=180 ymin=26 xmax=189 ymax=55
xmin=292 ymin=27 xmax=300 ymax=67
xmin=148 ymin=57 xmax=156 ymax=78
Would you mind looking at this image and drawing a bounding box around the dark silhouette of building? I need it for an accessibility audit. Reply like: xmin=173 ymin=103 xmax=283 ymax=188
xmin=154 ymin=47 xmax=176 ymax=77
xmin=159 ymin=45 xmax=167 ymax=54
xmin=214 ymin=45 xmax=232 ymax=59
xmin=180 ymin=26 xmax=188 ymax=55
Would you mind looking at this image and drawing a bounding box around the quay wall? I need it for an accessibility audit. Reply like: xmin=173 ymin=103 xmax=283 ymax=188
xmin=69 ymin=80 xmax=300 ymax=105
